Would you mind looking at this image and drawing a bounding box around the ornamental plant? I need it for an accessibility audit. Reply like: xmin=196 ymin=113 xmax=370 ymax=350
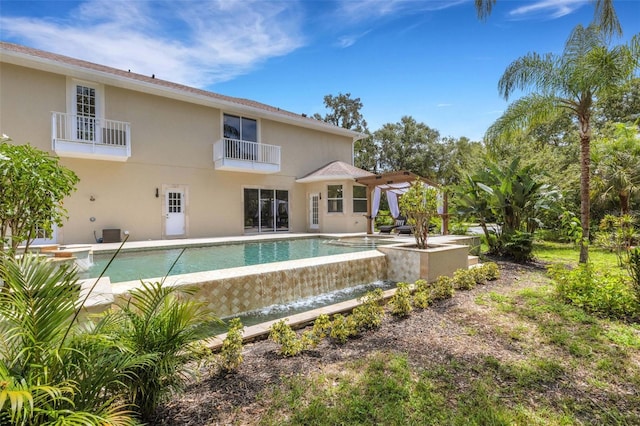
xmin=302 ymin=313 xmax=332 ymax=348
xmin=430 ymin=276 xmax=455 ymax=300
xmin=398 ymin=179 xmax=439 ymax=249
xmin=218 ymin=318 xmax=244 ymax=373
xmin=328 ymin=314 xmax=358 ymax=344
xmin=352 ymin=289 xmax=385 ymax=330
xmin=412 ymin=279 xmax=431 ymax=308
xmin=0 ymin=254 xmax=141 ymax=425
xmin=389 ymin=282 xmax=413 ymax=317
xmin=98 ymin=281 xmax=217 ymax=421
xmin=269 ymin=320 xmax=304 ymax=357
xmin=0 ymin=136 xmax=79 ymax=254
xmin=454 ymin=269 xmax=477 ymax=290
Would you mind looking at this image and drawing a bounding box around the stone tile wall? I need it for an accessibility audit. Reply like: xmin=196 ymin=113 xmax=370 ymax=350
xmin=111 ymin=251 xmax=387 ymax=317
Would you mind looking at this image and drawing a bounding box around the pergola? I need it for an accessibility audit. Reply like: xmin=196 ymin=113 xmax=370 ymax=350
xmin=355 ymin=170 xmax=449 ymax=235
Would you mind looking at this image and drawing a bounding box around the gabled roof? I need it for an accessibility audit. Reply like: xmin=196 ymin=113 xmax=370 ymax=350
xmin=0 ymin=42 xmax=364 ymax=140
xmin=296 ymin=161 xmax=375 ymax=183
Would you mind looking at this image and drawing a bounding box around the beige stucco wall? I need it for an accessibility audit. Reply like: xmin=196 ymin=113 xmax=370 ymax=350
xmin=378 ymin=243 xmax=470 ymax=283
xmin=0 ymin=62 xmax=363 ymax=243
xmin=303 ymin=180 xmax=368 ymax=233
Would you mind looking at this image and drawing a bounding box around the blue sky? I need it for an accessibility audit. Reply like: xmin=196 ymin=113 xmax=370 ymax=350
xmin=1 ymin=0 xmax=639 ymax=141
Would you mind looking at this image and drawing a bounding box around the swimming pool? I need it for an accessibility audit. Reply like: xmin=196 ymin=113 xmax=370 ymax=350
xmin=84 ymin=237 xmax=378 ymax=283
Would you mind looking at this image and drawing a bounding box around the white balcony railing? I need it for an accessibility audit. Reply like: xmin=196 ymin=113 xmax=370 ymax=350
xmin=51 ymin=112 xmax=131 ymax=161
xmin=213 ymin=138 xmax=281 ymax=174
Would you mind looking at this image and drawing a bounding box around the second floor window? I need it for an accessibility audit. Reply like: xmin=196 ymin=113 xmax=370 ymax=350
xmin=327 ymin=185 xmax=343 ymax=213
xmin=224 ymin=114 xmax=257 ymax=142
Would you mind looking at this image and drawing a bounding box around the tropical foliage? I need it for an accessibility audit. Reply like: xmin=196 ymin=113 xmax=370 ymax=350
xmin=592 ymin=123 xmax=640 ymax=215
xmin=0 ymin=253 xmax=217 ymax=424
xmin=0 ymin=254 xmax=140 ymax=425
xmin=97 ymin=281 xmax=216 ymax=420
xmin=486 ymin=24 xmax=639 ymax=262
xmin=457 ymin=158 xmax=561 ymax=260
xmin=0 ymin=136 xmax=79 ymax=254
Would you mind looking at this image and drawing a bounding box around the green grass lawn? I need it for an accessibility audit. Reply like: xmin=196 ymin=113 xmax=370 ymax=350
xmin=533 ymin=240 xmax=621 ymax=268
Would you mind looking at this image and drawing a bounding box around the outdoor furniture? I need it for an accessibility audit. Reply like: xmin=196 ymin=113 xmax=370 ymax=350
xmin=378 ymin=216 xmax=406 ymax=234
xmin=397 ymin=224 xmax=413 ymax=235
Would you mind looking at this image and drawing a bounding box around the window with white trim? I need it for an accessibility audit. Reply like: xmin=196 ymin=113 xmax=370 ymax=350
xmin=353 ymin=185 xmax=367 ymax=213
xmin=223 ymin=114 xmax=257 ymax=142
xmin=327 ymin=185 xmax=343 ymax=213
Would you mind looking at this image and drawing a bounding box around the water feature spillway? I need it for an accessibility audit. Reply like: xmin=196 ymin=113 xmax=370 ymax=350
xmin=101 ymin=250 xmax=388 ymax=318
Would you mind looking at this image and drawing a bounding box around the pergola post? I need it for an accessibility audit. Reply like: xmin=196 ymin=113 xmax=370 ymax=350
xmin=366 ymin=184 xmax=375 ymax=235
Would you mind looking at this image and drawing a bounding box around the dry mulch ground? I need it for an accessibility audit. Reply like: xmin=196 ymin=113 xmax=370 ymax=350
xmin=152 ymin=260 xmax=638 ymax=425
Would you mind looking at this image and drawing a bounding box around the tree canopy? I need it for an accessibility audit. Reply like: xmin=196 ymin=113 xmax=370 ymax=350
xmin=0 ymin=136 xmax=79 ymax=253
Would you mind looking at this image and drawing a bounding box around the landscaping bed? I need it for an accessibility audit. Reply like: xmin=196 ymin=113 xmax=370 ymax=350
xmin=153 ymin=259 xmax=640 ymax=425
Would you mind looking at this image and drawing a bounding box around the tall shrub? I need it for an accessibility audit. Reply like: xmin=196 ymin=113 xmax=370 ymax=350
xmin=399 ymin=179 xmax=438 ymax=249
xmin=0 ymin=136 xmax=79 ymax=253
xmin=98 ymin=282 xmax=217 ymax=421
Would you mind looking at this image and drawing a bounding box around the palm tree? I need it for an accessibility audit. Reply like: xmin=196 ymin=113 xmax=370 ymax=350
xmin=592 ymin=123 xmax=640 ymax=215
xmin=486 ymin=25 xmax=639 ymax=263
xmin=475 ymin=0 xmax=622 ymax=36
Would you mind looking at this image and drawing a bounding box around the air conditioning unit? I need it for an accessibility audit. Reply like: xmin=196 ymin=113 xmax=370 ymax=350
xmin=102 ymin=229 xmax=121 ymax=243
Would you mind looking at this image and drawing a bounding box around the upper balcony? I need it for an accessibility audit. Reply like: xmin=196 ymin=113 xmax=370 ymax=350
xmin=213 ymin=138 xmax=281 ymax=174
xmin=51 ymin=112 xmax=131 ymax=161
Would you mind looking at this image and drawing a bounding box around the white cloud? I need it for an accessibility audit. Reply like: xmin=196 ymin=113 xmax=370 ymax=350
xmin=336 ymin=30 xmax=371 ymax=48
xmin=335 ymin=0 xmax=468 ymax=24
xmin=437 ymin=103 xmax=452 ymax=107
xmin=0 ymin=0 xmax=305 ymax=87
xmin=508 ymin=0 xmax=588 ymax=20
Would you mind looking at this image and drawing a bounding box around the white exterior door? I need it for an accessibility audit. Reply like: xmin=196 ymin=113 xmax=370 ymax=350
xmin=165 ymin=189 xmax=186 ymax=237
xmin=309 ymin=193 xmax=320 ymax=230
xmin=31 ymin=224 xmax=57 ymax=245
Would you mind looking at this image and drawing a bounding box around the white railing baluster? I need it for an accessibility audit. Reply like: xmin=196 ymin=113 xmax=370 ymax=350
xmin=50 ymin=112 xmax=131 ymax=160
xmin=213 ymin=138 xmax=281 ymax=171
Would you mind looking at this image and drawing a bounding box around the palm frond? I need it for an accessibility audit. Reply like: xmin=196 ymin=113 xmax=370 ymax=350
xmin=485 ymin=94 xmax=564 ymax=144
xmin=474 ymin=0 xmax=496 ymax=20
xmin=498 ymin=52 xmax=560 ymax=100
xmin=0 ymin=255 xmax=80 ymax=371
xmin=564 ymin=24 xmax=605 ymax=61
xmin=593 ymin=0 xmax=622 ymax=37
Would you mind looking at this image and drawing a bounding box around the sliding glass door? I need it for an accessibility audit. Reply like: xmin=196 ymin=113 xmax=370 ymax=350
xmin=244 ymin=188 xmax=289 ymax=233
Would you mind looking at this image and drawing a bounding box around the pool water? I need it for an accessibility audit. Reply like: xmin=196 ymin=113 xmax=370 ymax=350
xmin=84 ymin=238 xmax=377 ymax=283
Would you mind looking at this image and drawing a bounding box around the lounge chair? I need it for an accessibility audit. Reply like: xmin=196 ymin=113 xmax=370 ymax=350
xmin=378 ymin=216 xmax=406 ymax=234
xmin=397 ymin=224 xmax=413 ymax=235
xmin=397 ymin=223 xmax=438 ymax=235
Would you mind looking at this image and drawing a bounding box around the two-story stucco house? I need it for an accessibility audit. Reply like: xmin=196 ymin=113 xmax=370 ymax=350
xmin=0 ymin=42 xmax=375 ymax=244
